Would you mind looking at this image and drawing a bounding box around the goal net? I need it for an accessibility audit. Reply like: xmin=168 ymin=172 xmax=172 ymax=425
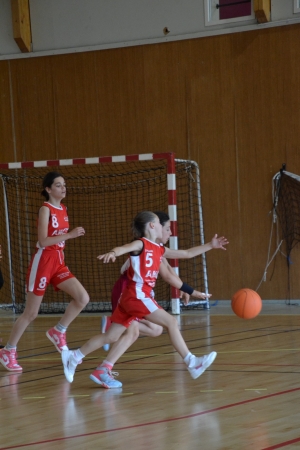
xmin=0 ymin=154 xmax=208 ymax=314
xmin=273 ymin=169 xmax=300 ymax=259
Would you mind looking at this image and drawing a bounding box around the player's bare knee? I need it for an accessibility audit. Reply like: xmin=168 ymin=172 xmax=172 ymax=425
xmin=131 ymin=326 xmax=140 ymax=341
xmin=75 ymin=291 xmax=89 ymax=307
xmin=23 ymin=310 xmax=39 ymax=323
xmin=154 ymin=325 xmax=163 ymax=337
xmin=108 ymin=334 xmax=120 ymax=344
xmin=82 ymin=291 xmax=89 ymax=306
xmin=168 ymin=315 xmax=179 ymax=330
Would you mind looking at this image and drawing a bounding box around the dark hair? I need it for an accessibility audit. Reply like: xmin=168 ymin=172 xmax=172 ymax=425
xmin=153 ymin=211 xmax=170 ymax=227
xmin=132 ymin=211 xmax=158 ymax=238
xmin=41 ymin=171 xmax=63 ymax=201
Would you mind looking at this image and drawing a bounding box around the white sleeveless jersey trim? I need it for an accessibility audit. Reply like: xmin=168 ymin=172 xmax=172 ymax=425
xmin=143 ymin=237 xmax=163 ymax=248
xmin=44 ymin=202 xmax=63 ymax=210
xmin=120 ymin=258 xmax=130 ymax=275
xmin=28 ymin=248 xmax=43 ymax=291
xmin=139 ymin=296 xmax=159 ymax=313
xmin=130 ymin=253 xmax=146 ymax=300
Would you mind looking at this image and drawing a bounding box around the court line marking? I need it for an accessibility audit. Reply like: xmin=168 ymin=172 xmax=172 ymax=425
xmin=0 ymin=389 xmax=273 ymax=399
xmin=155 ymin=391 xmax=178 ymax=394
xmin=22 ymin=397 xmax=46 ymax=399
xmin=262 ymin=436 xmax=300 ymax=449
xmin=68 ymin=395 xmax=90 ymax=397
xmin=3 ymin=385 xmax=300 ymax=449
xmin=18 ymin=349 xmax=300 ymax=363
xmin=244 ymin=389 xmax=267 ymax=391
xmin=200 ymin=390 xmax=223 ymax=392
xmin=216 ymin=349 xmax=300 ymax=353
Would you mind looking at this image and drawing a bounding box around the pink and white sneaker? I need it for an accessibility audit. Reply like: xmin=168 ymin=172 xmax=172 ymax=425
xmin=46 ymin=328 xmax=68 ymax=353
xmin=89 ymin=367 xmax=122 ymax=389
xmin=0 ymin=348 xmax=23 ymax=372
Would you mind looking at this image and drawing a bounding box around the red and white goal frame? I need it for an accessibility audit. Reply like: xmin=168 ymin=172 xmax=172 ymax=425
xmin=0 ymin=152 xmax=183 ymax=314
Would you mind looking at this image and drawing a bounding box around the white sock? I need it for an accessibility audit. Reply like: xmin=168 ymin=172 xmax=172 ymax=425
xmin=55 ymin=322 xmax=67 ymax=333
xmin=74 ymin=349 xmax=85 ymax=361
xmin=183 ymin=352 xmax=194 ymax=366
xmin=6 ymin=343 xmax=17 ymax=351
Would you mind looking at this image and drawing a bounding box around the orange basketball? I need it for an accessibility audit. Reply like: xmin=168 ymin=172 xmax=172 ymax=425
xmin=231 ymin=288 xmax=262 ymax=319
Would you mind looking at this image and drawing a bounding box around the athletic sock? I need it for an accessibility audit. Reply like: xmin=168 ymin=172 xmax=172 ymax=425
xmin=55 ymin=323 xmax=68 ymax=333
xmin=98 ymin=360 xmax=113 ymax=370
xmin=74 ymin=349 xmax=85 ymax=361
xmin=6 ymin=343 xmax=17 ymax=351
xmin=183 ymin=352 xmax=194 ymax=366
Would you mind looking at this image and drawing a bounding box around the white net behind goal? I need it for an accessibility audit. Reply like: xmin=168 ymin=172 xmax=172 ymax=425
xmin=0 ymin=157 xmax=207 ymax=313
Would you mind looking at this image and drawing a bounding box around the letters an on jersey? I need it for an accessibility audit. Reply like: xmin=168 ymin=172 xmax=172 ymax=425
xmin=124 ymin=238 xmax=165 ymax=300
xmin=36 ymin=202 xmax=69 ymax=251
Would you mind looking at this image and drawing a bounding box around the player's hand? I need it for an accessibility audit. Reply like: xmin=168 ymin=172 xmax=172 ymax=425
xmin=97 ymin=251 xmax=116 ymax=263
xmin=211 ymin=234 xmax=229 ymax=250
xmin=180 ymin=291 xmax=190 ymax=306
xmin=68 ymin=227 xmax=85 ymax=239
xmin=191 ymin=290 xmax=212 ymax=299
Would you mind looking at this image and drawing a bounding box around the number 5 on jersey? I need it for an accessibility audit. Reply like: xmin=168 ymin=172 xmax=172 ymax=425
xmin=145 ymin=251 xmax=153 ymax=267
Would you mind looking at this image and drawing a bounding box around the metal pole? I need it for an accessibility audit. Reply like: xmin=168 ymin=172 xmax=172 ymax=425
xmin=0 ymin=175 xmax=15 ymax=311
xmin=175 ymin=159 xmax=209 ymax=309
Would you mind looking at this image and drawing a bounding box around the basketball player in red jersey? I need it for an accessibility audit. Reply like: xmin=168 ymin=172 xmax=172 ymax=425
xmin=62 ymin=211 xmax=225 ymax=386
xmin=0 ymin=172 xmax=89 ymax=372
xmin=100 ymin=211 xmax=177 ymax=352
xmin=100 ymin=210 xmax=198 ymax=351
xmin=97 ymin=211 xmax=228 ymax=388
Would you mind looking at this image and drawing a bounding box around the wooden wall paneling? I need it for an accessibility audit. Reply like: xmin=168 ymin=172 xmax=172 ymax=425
xmin=142 ymin=41 xmax=187 ymax=155
xmin=177 ymin=35 xmax=238 ymax=299
xmin=50 ymin=52 xmax=100 ymax=159
xmin=92 ymin=45 xmax=149 ymax=157
xmin=8 ymin=57 xmax=56 ymax=162
xmin=106 ymin=47 xmax=149 ymax=154
xmin=0 ymin=61 xmax=15 ymax=162
xmin=232 ymin=26 xmax=300 ymax=299
xmin=231 ymin=29 xmax=279 ymax=297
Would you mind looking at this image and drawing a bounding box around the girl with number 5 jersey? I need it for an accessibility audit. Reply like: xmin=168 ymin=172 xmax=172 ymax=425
xmin=0 ymin=172 xmax=89 ymax=373
xmin=62 ymin=211 xmax=227 ymax=386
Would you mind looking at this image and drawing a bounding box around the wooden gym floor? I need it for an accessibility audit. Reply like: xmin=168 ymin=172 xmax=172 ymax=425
xmin=0 ymin=301 xmax=300 ymax=450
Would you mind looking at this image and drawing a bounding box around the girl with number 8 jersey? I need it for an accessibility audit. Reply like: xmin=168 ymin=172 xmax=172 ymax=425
xmin=0 ymin=172 xmax=89 ymax=373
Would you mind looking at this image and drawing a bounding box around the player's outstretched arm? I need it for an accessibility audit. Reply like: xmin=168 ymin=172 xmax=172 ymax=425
xmin=159 ymin=260 xmax=211 ymax=300
xmin=163 ymin=234 xmax=229 ymax=260
xmin=98 ymin=240 xmax=143 ymax=263
xmin=160 ymin=257 xmax=190 ymax=305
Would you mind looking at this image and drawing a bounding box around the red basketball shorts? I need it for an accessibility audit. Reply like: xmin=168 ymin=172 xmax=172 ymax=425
xmin=26 ymin=249 xmax=75 ymax=296
xmin=111 ymin=273 xmax=128 ymax=313
xmin=111 ymin=294 xmax=163 ymax=328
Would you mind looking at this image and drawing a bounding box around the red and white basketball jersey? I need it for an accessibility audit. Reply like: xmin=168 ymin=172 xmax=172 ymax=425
xmin=124 ymin=238 xmax=165 ymax=300
xmin=36 ymin=202 xmax=69 ymax=251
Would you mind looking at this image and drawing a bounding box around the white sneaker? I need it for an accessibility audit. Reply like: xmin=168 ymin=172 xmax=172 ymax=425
xmin=187 ymin=351 xmax=217 ymax=379
xmin=62 ymin=350 xmax=81 ymax=383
